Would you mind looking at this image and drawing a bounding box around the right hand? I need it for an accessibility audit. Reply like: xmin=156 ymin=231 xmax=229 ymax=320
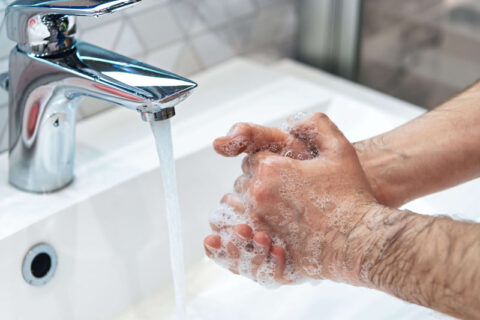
xmin=204 ymin=114 xmax=390 ymax=285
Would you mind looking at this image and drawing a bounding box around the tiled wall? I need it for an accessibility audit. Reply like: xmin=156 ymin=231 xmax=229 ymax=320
xmin=0 ymin=0 xmax=298 ymax=152
xmin=359 ymin=0 xmax=480 ymax=109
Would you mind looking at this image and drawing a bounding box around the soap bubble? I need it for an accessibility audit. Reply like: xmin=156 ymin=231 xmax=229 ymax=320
xmin=222 ymin=136 xmax=249 ymax=156
xmin=208 ymin=192 xmax=309 ymax=287
xmin=281 ymin=112 xmax=313 ymax=132
xmin=209 ymin=204 xmax=246 ymax=230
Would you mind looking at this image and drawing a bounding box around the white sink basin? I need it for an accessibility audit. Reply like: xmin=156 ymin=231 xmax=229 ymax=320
xmin=0 ymin=59 xmax=475 ymax=320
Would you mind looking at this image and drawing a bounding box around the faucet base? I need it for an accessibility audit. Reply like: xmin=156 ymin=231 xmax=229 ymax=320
xmin=9 ymin=176 xmax=75 ymax=194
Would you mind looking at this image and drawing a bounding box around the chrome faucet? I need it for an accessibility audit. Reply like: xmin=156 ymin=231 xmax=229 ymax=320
xmin=0 ymin=0 xmax=197 ymax=193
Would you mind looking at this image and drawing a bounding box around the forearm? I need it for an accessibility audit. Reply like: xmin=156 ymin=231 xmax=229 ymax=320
xmin=355 ymin=81 xmax=480 ymax=207
xmin=357 ymin=207 xmax=480 ymax=319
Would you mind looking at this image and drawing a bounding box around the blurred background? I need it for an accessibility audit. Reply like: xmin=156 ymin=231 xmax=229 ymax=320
xmin=0 ymin=0 xmax=479 ymax=152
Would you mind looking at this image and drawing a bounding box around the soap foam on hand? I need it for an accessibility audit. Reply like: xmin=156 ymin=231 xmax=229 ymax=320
xmin=209 ymin=194 xmax=312 ymax=287
xmin=281 ymin=111 xmax=313 ymax=133
xmin=208 ymin=200 xmax=306 ymax=288
xmin=208 ymin=113 xmax=326 ymax=288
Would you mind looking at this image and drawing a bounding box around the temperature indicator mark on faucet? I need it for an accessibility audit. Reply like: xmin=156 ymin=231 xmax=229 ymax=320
xmin=28 ymin=18 xmax=37 ymax=28
xmin=27 ymin=102 xmax=40 ymax=139
xmin=53 ymin=118 xmax=60 ymax=127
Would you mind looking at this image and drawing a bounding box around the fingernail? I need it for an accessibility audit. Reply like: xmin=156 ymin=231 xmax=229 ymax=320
xmin=271 ymin=246 xmax=284 ymax=259
xmin=204 ymin=243 xmax=218 ymax=251
xmin=235 ymin=231 xmax=248 ymax=241
xmin=233 ymin=224 xmax=252 ymax=240
xmin=227 ymin=125 xmax=240 ymax=137
xmin=253 ymin=239 xmax=269 ymax=249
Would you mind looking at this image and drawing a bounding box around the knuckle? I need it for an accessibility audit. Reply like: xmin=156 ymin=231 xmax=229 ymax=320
xmin=241 ymin=156 xmax=250 ymax=172
xmin=312 ymin=112 xmax=329 ymax=122
xmin=234 ymin=176 xmax=242 ymax=187
xmin=314 ymin=112 xmax=328 ymax=119
xmin=257 ymin=158 xmax=270 ymax=170
xmin=313 ymin=113 xmax=338 ymax=130
xmin=257 ymin=157 xmax=280 ymax=173
xmin=220 ymin=193 xmax=235 ymax=204
xmin=210 ymin=222 xmax=220 ymax=232
xmin=230 ymin=122 xmax=251 ymax=136
xmin=258 ymin=163 xmax=274 ymax=177
xmin=234 ymin=176 xmax=243 ymax=189
xmin=250 ymin=180 xmax=270 ymax=203
xmin=220 ymin=193 xmax=229 ymax=202
xmin=235 ymin=175 xmax=250 ymax=193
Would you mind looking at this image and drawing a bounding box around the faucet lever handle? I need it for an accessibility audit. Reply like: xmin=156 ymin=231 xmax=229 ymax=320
xmin=7 ymin=0 xmax=142 ymax=17
xmin=5 ymin=0 xmax=141 ymax=55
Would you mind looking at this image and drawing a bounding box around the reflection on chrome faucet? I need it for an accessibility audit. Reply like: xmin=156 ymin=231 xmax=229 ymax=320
xmin=1 ymin=0 xmax=197 ymax=193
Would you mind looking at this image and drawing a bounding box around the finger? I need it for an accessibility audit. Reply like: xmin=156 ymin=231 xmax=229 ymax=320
xmin=241 ymin=156 xmax=250 ymax=175
xmin=271 ymin=245 xmax=289 ymax=283
xmin=253 ymin=231 xmax=272 ymax=248
xmin=231 ymin=224 xmax=254 ymax=275
xmin=251 ymin=232 xmax=272 ymax=276
xmin=233 ymin=224 xmax=253 ymax=240
xmin=213 ymin=136 xmax=248 ymax=157
xmin=226 ymin=240 xmax=240 ymax=274
xmin=220 ymin=193 xmax=245 ymax=214
xmin=205 ymin=234 xmax=242 ymax=275
xmin=204 ymin=234 xmax=221 ymax=250
xmin=204 ymin=235 xmax=222 ymax=258
xmin=234 ymin=174 xmax=251 ymax=194
xmin=214 ymin=123 xmax=309 ymax=158
xmin=289 ymin=113 xmax=347 ymax=153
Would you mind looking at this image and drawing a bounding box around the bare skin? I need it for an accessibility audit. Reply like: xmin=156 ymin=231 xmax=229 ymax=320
xmin=212 ymin=81 xmax=480 ymax=208
xmin=204 ymin=82 xmax=480 ymax=319
xmin=355 ymin=80 xmax=480 ymax=207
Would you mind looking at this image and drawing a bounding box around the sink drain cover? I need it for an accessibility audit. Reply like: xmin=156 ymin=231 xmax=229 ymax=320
xmin=22 ymin=243 xmax=58 ymax=286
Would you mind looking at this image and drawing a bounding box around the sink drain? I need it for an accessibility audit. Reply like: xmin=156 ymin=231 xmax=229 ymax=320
xmin=22 ymin=243 xmax=58 ymax=286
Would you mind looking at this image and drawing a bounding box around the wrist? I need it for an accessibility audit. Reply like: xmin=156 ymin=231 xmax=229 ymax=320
xmin=346 ymin=204 xmax=432 ymax=288
xmin=354 ymin=139 xmax=407 ymax=207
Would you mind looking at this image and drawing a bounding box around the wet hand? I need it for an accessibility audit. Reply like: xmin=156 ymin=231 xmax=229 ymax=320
xmin=205 ymin=113 xmax=382 ymax=286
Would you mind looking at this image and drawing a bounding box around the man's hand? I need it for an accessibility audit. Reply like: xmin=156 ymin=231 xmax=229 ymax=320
xmin=205 ymin=113 xmax=381 ymax=284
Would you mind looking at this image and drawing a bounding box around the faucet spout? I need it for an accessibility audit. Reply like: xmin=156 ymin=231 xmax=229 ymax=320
xmin=44 ymin=41 xmax=197 ymax=119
